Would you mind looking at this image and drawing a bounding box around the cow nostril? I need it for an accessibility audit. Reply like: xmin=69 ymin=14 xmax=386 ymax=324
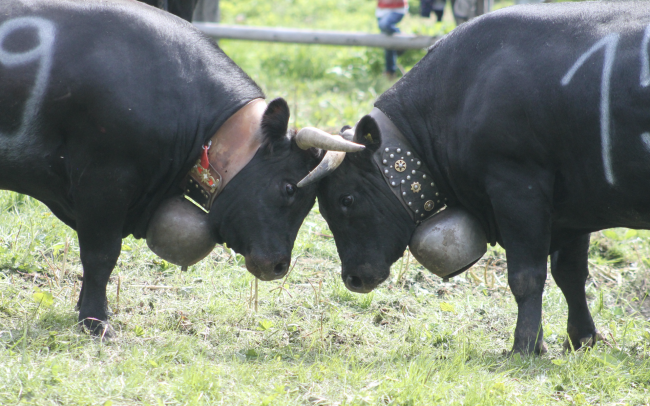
xmin=346 ymin=275 xmax=363 ymax=290
xmin=273 ymin=261 xmax=288 ymax=276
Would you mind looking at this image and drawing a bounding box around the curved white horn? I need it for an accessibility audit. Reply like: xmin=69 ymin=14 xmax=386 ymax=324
xmin=297 ymin=150 xmax=346 ymax=188
xmin=295 ymin=127 xmax=365 ymax=152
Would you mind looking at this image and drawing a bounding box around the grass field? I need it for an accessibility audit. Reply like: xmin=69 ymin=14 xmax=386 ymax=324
xmin=2 ymin=0 xmax=650 ymax=405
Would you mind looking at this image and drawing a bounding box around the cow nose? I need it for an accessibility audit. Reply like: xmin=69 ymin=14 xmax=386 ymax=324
xmin=245 ymin=254 xmax=290 ymax=281
xmin=345 ymin=275 xmax=368 ymax=293
xmin=259 ymin=259 xmax=289 ymax=280
xmin=273 ymin=260 xmax=289 ymax=277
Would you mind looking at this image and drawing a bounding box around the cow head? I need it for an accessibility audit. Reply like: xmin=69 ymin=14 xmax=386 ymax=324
xmin=309 ymin=115 xmax=416 ymax=293
xmin=203 ymin=98 xmax=313 ymax=280
xmin=147 ymin=98 xmax=365 ymax=281
xmin=208 ymin=98 xmax=365 ymax=281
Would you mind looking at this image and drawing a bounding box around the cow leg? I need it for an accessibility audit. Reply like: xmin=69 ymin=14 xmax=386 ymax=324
xmin=73 ymin=169 xmax=131 ymax=338
xmin=75 ymin=284 xmax=84 ymax=310
xmin=75 ymin=212 xmax=123 ymax=337
xmin=489 ymin=172 xmax=552 ymax=355
xmin=76 ymin=224 xmax=122 ymax=337
xmin=550 ymin=233 xmax=603 ymax=351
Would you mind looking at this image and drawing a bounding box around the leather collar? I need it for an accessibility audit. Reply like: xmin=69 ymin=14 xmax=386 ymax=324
xmin=183 ymin=99 xmax=266 ymax=211
xmin=370 ymin=108 xmax=447 ymax=223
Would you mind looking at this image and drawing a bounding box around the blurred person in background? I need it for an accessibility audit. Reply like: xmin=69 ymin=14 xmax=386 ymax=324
xmin=420 ymin=0 xmax=445 ymax=21
xmin=192 ymin=0 xmax=220 ymax=22
xmin=451 ymin=0 xmax=492 ymax=24
xmin=142 ymin=0 xmax=220 ymax=22
xmin=377 ymin=0 xmax=408 ymax=78
xmin=419 ymin=0 xmax=493 ymax=25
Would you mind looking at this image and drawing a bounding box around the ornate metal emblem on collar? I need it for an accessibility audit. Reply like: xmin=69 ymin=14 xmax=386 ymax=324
xmin=190 ymin=159 xmax=219 ymax=193
xmin=182 ymin=143 xmax=223 ymax=211
xmin=379 ymin=146 xmax=444 ymax=222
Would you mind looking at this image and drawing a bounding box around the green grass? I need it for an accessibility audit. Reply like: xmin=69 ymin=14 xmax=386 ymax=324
xmin=2 ymin=197 xmax=650 ymax=405
xmin=2 ymin=0 xmax=649 ymax=405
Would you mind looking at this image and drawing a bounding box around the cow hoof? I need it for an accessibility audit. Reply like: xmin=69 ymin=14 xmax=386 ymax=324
xmin=80 ymin=319 xmax=115 ymax=340
xmin=540 ymin=341 xmax=548 ymax=354
xmin=563 ymin=331 xmax=605 ymax=352
xmin=507 ymin=341 xmax=547 ymax=357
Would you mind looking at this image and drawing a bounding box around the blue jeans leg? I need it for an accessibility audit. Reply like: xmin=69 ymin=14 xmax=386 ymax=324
xmin=420 ymin=0 xmax=434 ymax=17
xmin=384 ymin=49 xmax=397 ymax=74
xmin=378 ymin=11 xmax=403 ymax=35
xmin=377 ymin=12 xmax=404 ymax=73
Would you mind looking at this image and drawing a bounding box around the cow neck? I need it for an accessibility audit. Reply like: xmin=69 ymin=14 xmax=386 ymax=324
xmin=182 ymin=98 xmax=266 ymax=211
xmin=369 ymin=108 xmax=447 ymax=223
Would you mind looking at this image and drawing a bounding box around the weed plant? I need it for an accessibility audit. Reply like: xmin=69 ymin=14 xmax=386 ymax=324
xmin=1 ymin=0 xmax=649 ymax=405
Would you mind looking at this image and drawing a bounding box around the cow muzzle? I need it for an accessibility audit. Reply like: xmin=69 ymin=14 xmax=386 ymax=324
xmin=342 ymin=264 xmax=388 ymax=293
xmin=245 ymin=252 xmax=291 ymax=281
xmin=344 ymin=275 xmax=377 ymax=293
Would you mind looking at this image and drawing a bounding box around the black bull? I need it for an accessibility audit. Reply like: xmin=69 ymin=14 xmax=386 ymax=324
xmin=315 ymin=1 xmax=650 ymax=354
xmin=0 ymin=0 xmax=322 ymax=335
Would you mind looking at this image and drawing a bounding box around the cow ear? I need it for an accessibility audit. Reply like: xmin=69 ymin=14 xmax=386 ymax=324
xmin=352 ymin=115 xmax=382 ymax=154
xmin=260 ymin=98 xmax=290 ymax=145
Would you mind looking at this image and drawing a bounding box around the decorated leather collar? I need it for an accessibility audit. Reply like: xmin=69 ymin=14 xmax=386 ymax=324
xmin=369 ymin=108 xmax=447 ymax=223
xmin=182 ymin=99 xmax=266 ymax=211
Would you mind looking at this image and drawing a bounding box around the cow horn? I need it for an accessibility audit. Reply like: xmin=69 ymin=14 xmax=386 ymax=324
xmin=295 ymin=127 xmax=365 ymax=152
xmin=297 ymin=150 xmax=346 ymax=188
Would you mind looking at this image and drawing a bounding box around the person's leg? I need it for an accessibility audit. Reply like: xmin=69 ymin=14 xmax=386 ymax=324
xmin=384 ymin=49 xmax=397 ymax=74
xmin=420 ymin=0 xmax=434 ymax=18
xmin=452 ymin=0 xmax=472 ymax=24
xmin=378 ymin=12 xmax=404 ymax=74
xmin=378 ymin=12 xmax=404 ymax=35
xmin=433 ymin=0 xmax=446 ymax=21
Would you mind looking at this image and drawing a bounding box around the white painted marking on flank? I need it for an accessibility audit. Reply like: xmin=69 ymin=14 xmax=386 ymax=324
xmin=641 ymin=132 xmax=650 ymax=152
xmin=0 ymin=17 xmax=56 ymax=137
xmin=641 ymin=25 xmax=650 ymax=87
xmin=562 ymin=34 xmax=619 ymax=185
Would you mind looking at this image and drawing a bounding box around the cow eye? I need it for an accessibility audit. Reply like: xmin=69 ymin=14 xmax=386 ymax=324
xmin=285 ymin=184 xmax=296 ymax=196
xmin=340 ymin=194 xmax=354 ymax=207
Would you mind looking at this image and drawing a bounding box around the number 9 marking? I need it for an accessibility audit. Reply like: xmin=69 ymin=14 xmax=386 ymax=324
xmin=0 ymin=17 xmax=56 ymax=136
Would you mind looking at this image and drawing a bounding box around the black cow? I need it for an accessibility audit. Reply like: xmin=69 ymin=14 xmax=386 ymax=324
xmin=310 ymin=1 xmax=650 ymax=354
xmin=0 ymin=0 xmax=340 ymax=335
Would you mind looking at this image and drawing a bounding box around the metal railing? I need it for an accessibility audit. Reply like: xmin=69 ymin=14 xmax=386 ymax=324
xmin=194 ymin=23 xmax=439 ymax=50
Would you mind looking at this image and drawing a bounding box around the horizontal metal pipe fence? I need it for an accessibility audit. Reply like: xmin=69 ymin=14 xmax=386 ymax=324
xmin=193 ymin=23 xmax=439 ymax=50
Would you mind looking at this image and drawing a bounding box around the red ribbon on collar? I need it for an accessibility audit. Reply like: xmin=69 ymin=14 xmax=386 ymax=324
xmin=200 ymin=144 xmax=210 ymax=169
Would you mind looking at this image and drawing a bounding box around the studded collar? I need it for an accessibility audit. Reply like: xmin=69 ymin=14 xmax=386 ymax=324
xmin=369 ymin=108 xmax=447 ymax=223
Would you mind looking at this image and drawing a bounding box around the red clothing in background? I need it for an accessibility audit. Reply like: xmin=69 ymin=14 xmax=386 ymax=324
xmin=377 ymin=0 xmax=408 ymax=9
